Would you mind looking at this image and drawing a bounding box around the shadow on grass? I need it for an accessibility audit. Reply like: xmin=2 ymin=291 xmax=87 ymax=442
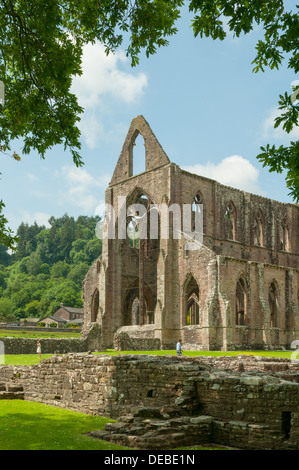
xmin=0 ymin=400 xmax=131 ymax=450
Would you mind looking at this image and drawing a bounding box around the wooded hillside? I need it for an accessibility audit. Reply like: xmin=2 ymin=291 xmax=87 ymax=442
xmin=0 ymin=214 xmax=102 ymax=321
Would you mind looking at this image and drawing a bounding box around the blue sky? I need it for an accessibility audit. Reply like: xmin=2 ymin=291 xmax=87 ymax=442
xmin=1 ymin=6 xmax=298 ymax=235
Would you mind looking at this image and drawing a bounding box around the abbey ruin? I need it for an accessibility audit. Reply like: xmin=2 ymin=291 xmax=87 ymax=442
xmin=83 ymin=115 xmax=299 ymax=351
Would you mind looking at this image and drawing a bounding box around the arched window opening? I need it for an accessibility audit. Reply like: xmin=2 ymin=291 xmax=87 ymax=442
xmin=127 ymin=192 xmax=152 ymax=253
xmin=127 ymin=216 xmax=140 ymax=249
xmin=123 ymin=282 xmax=155 ymax=326
xmin=187 ymin=294 xmax=200 ymax=326
xmin=130 ymin=132 xmax=146 ymax=176
xmin=280 ymin=218 xmax=290 ymax=252
xmin=183 ymin=274 xmax=200 ymax=326
xmin=224 ymin=201 xmax=237 ymax=240
xmin=191 ymin=192 xmax=204 ymax=233
xmin=91 ymin=288 xmax=99 ymax=322
xmin=269 ymin=282 xmax=278 ymax=327
xmin=131 ymin=297 xmax=140 ymax=325
xmin=235 ymin=278 xmax=247 ymax=326
xmin=253 ymin=209 xmax=264 ymax=246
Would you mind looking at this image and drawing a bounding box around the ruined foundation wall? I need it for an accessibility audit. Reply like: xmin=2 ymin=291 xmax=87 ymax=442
xmin=0 ymin=323 xmax=103 ymax=355
xmin=2 ymin=353 xmax=299 ymax=448
xmin=0 ymin=354 xmax=202 ymax=418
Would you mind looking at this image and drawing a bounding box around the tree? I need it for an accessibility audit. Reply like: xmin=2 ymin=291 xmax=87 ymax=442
xmin=0 ymin=0 xmax=182 ymax=165
xmin=0 ymin=297 xmax=14 ymax=321
xmin=189 ymin=0 xmax=299 ymax=200
xmin=0 ymin=1 xmax=297 ymax=222
xmin=0 ymin=242 xmax=12 ymax=266
xmin=0 ymin=200 xmax=18 ymax=249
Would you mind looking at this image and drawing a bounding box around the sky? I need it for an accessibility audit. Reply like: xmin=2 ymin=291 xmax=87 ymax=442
xmin=1 ymin=5 xmax=298 ymax=236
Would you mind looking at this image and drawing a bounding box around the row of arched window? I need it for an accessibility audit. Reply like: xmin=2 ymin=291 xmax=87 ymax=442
xmin=191 ymin=192 xmax=291 ymax=251
xmin=123 ymin=189 xmax=291 ymax=252
xmin=184 ymin=273 xmax=280 ymax=328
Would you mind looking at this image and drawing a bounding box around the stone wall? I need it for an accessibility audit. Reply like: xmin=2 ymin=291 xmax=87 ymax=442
xmin=2 ymin=353 xmax=299 ymax=449
xmin=113 ymin=325 xmax=161 ymax=350
xmin=0 ymin=354 xmax=203 ymax=418
xmin=0 ymin=322 xmax=102 ymax=355
xmin=82 ymin=116 xmax=299 ymax=352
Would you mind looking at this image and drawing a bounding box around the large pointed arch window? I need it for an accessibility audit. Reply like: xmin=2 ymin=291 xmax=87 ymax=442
xmin=91 ymin=288 xmax=99 ymax=322
xmin=129 ymin=131 xmax=146 ymax=176
xmin=224 ymin=201 xmax=237 ymax=240
xmin=253 ymin=208 xmax=264 ymax=246
xmin=183 ymin=274 xmax=200 ymax=326
xmin=191 ymin=192 xmax=204 ymax=232
xmin=235 ymin=277 xmax=247 ymax=326
xmin=127 ymin=192 xmax=151 ymax=252
xmin=280 ymin=217 xmax=290 ymax=252
xmin=269 ymin=282 xmax=278 ymax=328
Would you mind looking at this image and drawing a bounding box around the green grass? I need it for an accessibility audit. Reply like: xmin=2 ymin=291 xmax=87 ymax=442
xmin=101 ymin=349 xmax=294 ymax=359
xmin=0 ymin=329 xmax=80 ymax=339
xmin=0 ymin=400 xmax=131 ymax=450
xmin=1 ymin=349 xmax=294 ymax=366
xmin=3 ymin=354 xmax=53 ymax=365
xmin=0 ymin=400 xmax=228 ymax=451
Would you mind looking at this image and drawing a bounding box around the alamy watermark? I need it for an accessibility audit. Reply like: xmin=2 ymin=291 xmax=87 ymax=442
xmin=95 ymin=197 xmax=203 ymax=250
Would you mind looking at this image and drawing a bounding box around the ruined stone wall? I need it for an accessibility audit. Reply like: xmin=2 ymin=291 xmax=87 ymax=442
xmin=2 ymin=354 xmax=299 ymax=449
xmin=0 ymin=323 xmax=103 ymax=355
xmin=82 ymin=116 xmax=299 ymax=352
xmin=113 ymin=326 xmax=161 ymax=350
xmin=82 ymin=259 xmax=100 ymax=326
xmin=0 ymin=354 xmax=202 ymax=418
xmin=196 ymin=370 xmax=299 ymax=449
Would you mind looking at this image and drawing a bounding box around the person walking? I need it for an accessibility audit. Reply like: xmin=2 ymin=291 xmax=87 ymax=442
xmin=176 ymin=339 xmax=182 ymax=356
xmin=36 ymin=340 xmax=41 ymax=361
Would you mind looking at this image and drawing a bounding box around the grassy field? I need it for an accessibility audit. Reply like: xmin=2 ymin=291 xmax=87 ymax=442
xmin=0 ymin=400 xmax=229 ymax=451
xmin=1 ymin=348 xmax=294 ymax=366
xmin=0 ymin=329 xmax=81 ymax=339
xmin=0 ymin=400 xmax=129 ymax=450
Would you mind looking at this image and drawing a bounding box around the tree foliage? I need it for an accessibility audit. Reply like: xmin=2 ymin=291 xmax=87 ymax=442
xmin=189 ymin=0 xmax=299 ymax=200
xmin=0 ymin=1 xmax=297 ymax=201
xmin=0 ymin=0 xmax=183 ymax=165
xmin=0 ymin=0 xmax=298 ymax=250
xmin=0 ymin=214 xmax=101 ymax=321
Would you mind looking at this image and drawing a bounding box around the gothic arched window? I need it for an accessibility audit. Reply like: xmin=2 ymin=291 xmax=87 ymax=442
xmin=235 ymin=277 xmax=247 ymax=325
xmin=183 ymin=274 xmax=200 ymax=326
xmin=280 ymin=217 xmax=290 ymax=252
xmin=253 ymin=208 xmax=264 ymax=246
xmin=224 ymin=201 xmax=237 ymax=240
xmin=269 ymin=282 xmax=278 ymax=327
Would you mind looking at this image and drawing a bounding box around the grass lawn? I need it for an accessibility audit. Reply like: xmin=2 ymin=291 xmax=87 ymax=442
xmin=0 ymin=400 xmax=229 ymax=451
xmin=0 ymin=400 xmax=131 ymax=450
xmin=0 ymin=329 xmax=80 ymax=339
xmin=101 ymin=349 xmax=294 ymax=359
xmin=1 ymin=349 xmax=294 ymax=366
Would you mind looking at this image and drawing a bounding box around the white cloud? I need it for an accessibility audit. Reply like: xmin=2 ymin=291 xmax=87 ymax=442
xmin=58 ymin=165 xmax=111 ymax=213
xmin=71 ymin=42 xmax=148 ymax=149
xmin=262 ymin=107 xmax=299 ymax=142
xmin=182 ymin=155 xmax=263 ymax=195
xmin=21 ymin=211 xmax=51 ymax=228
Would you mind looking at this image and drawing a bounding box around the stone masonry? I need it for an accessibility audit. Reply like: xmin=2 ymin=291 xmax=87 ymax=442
xmin=0 ymin=322 xmax=103 ymax=355
xmin=2 ymin=353 xmax=299 ymax=449
xmin=82 ymin=115 xmax=299 ymax=351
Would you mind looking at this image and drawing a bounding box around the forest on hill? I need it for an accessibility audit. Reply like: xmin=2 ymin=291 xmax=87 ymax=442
xmin=0 ymin=214 xmax=102 ymax=322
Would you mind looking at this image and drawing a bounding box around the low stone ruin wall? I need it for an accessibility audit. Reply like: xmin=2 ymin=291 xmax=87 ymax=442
xmin=0 ymin=322 xmax=102 ymax=355
xmin=113 ymin=325 xmax=161 ymax=351
xmin=1 ymin=353 xmax=299 ymax=450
